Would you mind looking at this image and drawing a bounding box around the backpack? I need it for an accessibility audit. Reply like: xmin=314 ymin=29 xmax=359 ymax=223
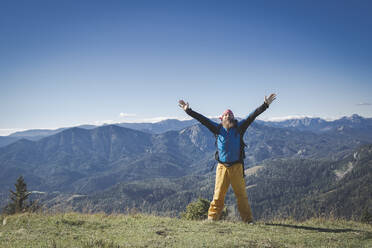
xmin=212 ymin=122 xmax=247 ymax=177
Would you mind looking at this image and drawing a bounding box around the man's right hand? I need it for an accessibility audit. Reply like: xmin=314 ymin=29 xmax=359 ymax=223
xmin=178 ymin=100 xmax=189 ymax=111
xmin=264 ymin=93 xmax=277 ymax=106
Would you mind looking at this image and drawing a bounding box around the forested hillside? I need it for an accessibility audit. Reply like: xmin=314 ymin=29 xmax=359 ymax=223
xmin=1 ymin=116 xmax=371 ymax=221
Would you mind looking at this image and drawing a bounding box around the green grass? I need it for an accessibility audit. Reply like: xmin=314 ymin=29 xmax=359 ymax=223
xmin=0 ymin=212 xmax=371 ymax=248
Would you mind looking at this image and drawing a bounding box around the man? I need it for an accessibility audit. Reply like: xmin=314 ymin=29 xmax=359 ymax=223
xmin=178 ymin=93 xmax=277 ymax=223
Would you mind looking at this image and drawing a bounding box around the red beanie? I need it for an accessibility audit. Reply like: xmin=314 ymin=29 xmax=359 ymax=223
xmin=219 ymin=109 xmax=234 ymax=120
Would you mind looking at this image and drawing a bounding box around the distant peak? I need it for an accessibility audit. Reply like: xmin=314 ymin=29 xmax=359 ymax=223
xmin=263 ymin=115 xmax=318 ymax=122
xmin=340 ymin=114 xmax=364 ymax=121
xmin=350 ymin=114 xmax=363 ymax=119
xmin=264 ymin=114 xmax=367 ymax=122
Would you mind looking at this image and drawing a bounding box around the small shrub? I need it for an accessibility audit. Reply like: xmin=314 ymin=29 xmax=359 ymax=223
xmin=360 ymin=208 xmax=372 ymax=224
xmin=181 ymin=197 xmax=228 ymax=220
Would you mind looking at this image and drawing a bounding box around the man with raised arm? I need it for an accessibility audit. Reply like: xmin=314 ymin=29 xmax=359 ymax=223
xmin=178 ymin=93 xmax=277 ymax=223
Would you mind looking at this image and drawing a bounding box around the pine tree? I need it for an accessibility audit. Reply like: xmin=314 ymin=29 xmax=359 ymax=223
xmin=8 ymin=175 xmax=31 ymax=214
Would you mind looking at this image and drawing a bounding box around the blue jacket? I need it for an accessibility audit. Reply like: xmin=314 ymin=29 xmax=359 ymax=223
xmin=185 ymin=102 xmax=269 ymax=166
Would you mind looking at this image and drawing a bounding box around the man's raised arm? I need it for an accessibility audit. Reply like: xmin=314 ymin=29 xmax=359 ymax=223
xmin=178 ymin=99 xmax=219 ymax=134
xmin=238 ymin=93 xmax=277 ymax=133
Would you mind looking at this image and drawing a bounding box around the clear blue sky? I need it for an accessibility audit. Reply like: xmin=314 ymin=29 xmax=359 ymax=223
xmin=1 ymin=0 xmax=372 ymax=135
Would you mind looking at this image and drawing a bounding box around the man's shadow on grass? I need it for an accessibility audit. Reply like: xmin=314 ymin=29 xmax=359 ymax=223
xmin=264 ymin=223 xmax=366 ymax=234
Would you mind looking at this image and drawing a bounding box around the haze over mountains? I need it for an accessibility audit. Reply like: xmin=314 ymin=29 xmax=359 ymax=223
xmin=0 ymin=114 xmax=371 ymax=220
xmin=1 ymin=114 xmax=371 ymax=146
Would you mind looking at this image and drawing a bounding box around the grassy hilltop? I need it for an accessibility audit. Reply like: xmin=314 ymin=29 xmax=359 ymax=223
xmin=0 ymin=212 xmax=371 ymax=248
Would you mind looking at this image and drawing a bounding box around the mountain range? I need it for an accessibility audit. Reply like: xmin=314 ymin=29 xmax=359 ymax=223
xmin=0 ymin=114 xmax=371 ymax=220
xmin=2 ymin=114 xmax=371 ymax=147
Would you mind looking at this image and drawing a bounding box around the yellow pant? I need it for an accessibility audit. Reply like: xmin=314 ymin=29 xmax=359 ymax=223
xmin=208 ymin=162 xmax=253 ymax=222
